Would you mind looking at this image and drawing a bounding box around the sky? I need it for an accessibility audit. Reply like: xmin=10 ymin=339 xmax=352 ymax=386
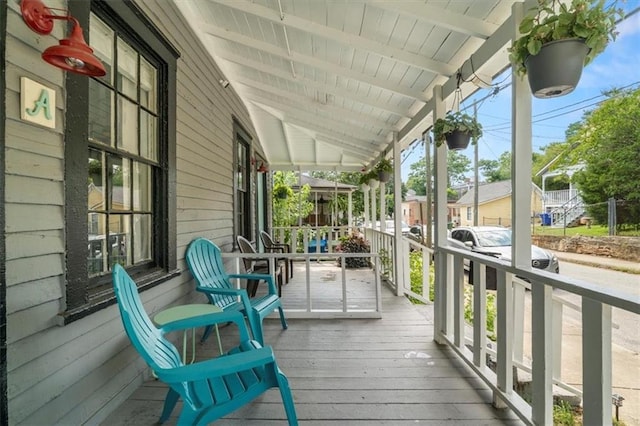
xmin=400 ymin=2 xmax=640 ymax=181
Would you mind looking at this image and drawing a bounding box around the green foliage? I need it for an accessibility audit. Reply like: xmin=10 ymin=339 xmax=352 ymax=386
xmin=568 ymin=89 xmax=640 ymax=226
xmin=336 ymin=232 xmax=371 ymax=268
xmin=378 ymin=248 xmax=392 ymax=278
xmin=272 ymin=171 xmax=314 ymax=228
xmin=406 ymin=151 xmax=471 ymax=195
xmin=553 ymin=400 xmax=576 ymax=425
xmin=407 ymin=250 xmax=435 ymax=303
xmin=509 ymin=0 xmax=622 ymax=77
xmin=464 ymin=286 xmax=497 ymax=341
xmin=433 ymin=111 xmax=483 ymax=147
xmin=375 ymin=158 xmax=393 ymax=173
xmin=479 ymin=151 xmax=512 ymax=183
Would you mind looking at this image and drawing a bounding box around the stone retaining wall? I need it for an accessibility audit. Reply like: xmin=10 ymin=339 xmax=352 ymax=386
xmin=531 ymin=235 xmax=640 ymax=262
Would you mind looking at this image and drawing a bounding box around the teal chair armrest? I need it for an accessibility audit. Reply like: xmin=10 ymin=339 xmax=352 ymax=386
xmin=158 ymin=345 xmax=276 ymax=383
xmin=159 ymin=310 xmax=250 ymax=341
xmin=229 ymin=273 xmax=278 ymax=295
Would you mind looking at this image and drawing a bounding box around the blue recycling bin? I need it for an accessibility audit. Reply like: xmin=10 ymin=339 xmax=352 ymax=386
xmin=308 ymin=239 xmax=327 ymax=253
xmin=539 ymin=213 xmax=551 ymax=226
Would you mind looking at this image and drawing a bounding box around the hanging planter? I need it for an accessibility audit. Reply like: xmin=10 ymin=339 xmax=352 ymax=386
xmin=375 ymin=158 xmax=393 ymax=183
xmin=443 ymin=129 xmax=473 ymax=151
xmin=433 ymin=111 xmax=482 ymax=151
xmin=273 ymin=185 xmax=289 ymax=200
xmin=509 ymin=0 xmax=621 ymax=99
xmin=524 ymin=38 xmax=590 ymax=98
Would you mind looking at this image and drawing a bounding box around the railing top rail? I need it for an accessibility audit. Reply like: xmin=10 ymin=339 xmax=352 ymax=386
xmin=438 ymin=245 xmax=640 ymax=314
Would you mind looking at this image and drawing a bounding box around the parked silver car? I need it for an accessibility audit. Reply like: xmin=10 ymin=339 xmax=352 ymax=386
xmin=448 ymin=226 xmax=559 ymax=274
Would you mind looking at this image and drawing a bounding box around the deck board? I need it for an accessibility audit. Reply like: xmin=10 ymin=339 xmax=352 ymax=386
xmin=101 ymin=262 xmax=523 ymax=425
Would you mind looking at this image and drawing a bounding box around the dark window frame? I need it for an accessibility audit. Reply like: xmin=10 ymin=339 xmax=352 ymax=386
xmin=233 ymin=119 xmax=253 ymax=249
xmin=63 ymin=0 xmax=179 ymax=323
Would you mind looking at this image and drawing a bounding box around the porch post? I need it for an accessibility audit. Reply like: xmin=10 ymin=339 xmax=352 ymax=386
xmin=363 ymin=187 xmax=370 ymax=228
xmin=379 ymin=181 xmax=386 ymax=231
xmin=433 ymin=84 xmax=448 ymax=344
xmin=347 ymin=191 xmax=353 ymax=231
xmin=511 ymin=0 xmax=533 ymax=271
xmin=392 ymin=132 xmax=403 ymax=296
xmin=370 ymin=181 xmax=378 ymax=229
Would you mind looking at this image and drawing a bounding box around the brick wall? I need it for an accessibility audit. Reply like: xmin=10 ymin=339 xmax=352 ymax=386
xmin=531 ymin=235 xmax=640 ymax=262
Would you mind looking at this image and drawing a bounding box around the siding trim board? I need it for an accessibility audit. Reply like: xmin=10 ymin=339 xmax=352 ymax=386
xmin=1 ymin=0 xmax=7 ymax=422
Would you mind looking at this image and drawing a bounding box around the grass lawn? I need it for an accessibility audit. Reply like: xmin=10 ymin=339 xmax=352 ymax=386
xmin=532 ymin=224 xmax=640 ymax=237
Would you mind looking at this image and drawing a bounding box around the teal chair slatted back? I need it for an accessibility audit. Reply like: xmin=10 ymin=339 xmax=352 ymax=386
xmin=112 ymin=264 xmax=182 ymax=371
xmin=186 ymin=238 xmax=239 ymax=308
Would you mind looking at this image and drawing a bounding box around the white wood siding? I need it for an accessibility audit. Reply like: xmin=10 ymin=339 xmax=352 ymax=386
xmin=4 ymin=0 xmax=261 ymax=423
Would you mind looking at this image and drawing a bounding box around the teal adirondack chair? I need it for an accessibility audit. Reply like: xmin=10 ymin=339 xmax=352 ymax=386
xmin=112 ymin=264 xmax=298 ymax=425
xmin=186 ymin=237 xmax=288 ymax=345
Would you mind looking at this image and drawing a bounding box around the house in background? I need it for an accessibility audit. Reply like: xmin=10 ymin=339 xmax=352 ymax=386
xmin=291 ymin=174 xmax=356 ymax=227
xmin=454 ymin=180 xmax=543 ymax=227
xmin=401 ymin=190 xmax=459 ymax=228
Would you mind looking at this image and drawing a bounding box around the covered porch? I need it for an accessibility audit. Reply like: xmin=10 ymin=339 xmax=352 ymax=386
xmin=102 ymin=268 xmax=522 ymax=425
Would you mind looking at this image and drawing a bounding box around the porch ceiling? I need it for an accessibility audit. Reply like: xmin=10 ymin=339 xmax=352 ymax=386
xmin=174 ymin=0 xmax=524 ymax=171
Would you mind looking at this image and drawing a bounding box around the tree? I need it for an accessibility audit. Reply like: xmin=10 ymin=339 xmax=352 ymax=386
xmin=568 ymin=88 xmax=640 ymax=226
xmin=272 ymin=171 xmax=314 ymax=227
xmin=479 ymin=151 xmax=511 ymax=182
xmin=406 ymin=150 xmax=472 ymax=195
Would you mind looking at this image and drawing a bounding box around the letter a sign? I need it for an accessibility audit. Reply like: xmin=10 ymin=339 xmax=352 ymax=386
xmin=21 ymin=77 xmax=56 ymax=129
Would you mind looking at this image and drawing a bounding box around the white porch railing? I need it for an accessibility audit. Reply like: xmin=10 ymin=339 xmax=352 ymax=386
xmin=271 ymin=225 xmax=352 ymax=255
xmin=544 ymin=189 xmax=579 ymax=208
xmin=221 ymin=250 xmax=381 ymax=319
xmin=432 ymin=246 xmax=640 ymax=426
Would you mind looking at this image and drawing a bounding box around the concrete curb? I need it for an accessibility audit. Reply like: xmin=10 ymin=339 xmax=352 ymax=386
xmin=556 ymin=255 xmax=640 ymax=275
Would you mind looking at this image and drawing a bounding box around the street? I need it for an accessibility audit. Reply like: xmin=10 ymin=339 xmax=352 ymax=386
xmin=556 ymin=262 xmax=640 ymax=354
xmin=522 ymin=259 xmax=640 ymax=425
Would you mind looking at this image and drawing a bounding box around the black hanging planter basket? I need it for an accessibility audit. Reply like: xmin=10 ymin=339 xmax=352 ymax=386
xmin=377 ymin=171 xmax=391 ymax=183
xmin=444 ymin=130 xmax=472 ymax=151
xmin=524 ymin=38 xmax=589 ymax=99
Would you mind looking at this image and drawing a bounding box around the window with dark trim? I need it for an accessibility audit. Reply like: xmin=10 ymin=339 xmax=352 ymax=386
xmin=234 ymin=121 xmax=252 ymax=246
xmin=63 ymin=1 xmax=179 ymax=323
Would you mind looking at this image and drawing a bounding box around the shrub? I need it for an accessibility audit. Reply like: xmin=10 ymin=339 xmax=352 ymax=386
xmin=336 ymin=232 xmax=370 ymax=268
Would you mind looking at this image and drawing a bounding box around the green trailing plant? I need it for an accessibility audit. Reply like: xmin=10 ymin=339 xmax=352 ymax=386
xmin=358 ymin=171 xmax=372 ymax=186
xmin=433 ymin=111 xmax=483 ymax=147
xmin=508 ymin=0 xmax=622 ymax=77
xmin=375 ymin=158 xmax=393 ymax=174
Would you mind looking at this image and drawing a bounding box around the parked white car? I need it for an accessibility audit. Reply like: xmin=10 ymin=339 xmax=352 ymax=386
xmin=448 ymin=226 xmax=560 ymax=274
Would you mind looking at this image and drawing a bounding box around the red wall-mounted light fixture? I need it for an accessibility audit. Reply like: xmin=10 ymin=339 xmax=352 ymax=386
xmin=257 ymin=162 xmax=269 ymax=173
xmin=21 ymin=0 xmax=106 ymax=77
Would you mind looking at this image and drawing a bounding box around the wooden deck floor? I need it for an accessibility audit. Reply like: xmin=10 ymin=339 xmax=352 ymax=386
xmin=102 ymin=262 xmax=523 ymax=425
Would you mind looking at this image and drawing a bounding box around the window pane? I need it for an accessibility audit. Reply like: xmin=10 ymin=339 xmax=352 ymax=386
xmin=90 ymin=14 xmax=113 ymax=85
xmin=140 ymin=110 xmax=157 ymax=162
xmin=89 ymin=79 xmax=114 ymax=146
xmin=140 ymin=57 xmax=157 ymax=112
xmin=117 ymin=38 xmax=137 ymax=99
xmin=133 ymin=214 xmax=152 ymax=263
xmin=88 ymin=149 xmax=105 ymax=208
xmin=88 ymin=213 xmax=107 ymax=277
xmin=133 ymin=162 xmax=152 ymax=211
xmin=110 ymin=156 xmax=131 ymax=211
xmin=110 ymin=215 xmax=132 ymax=267
xmin=117 ymin=96 xmax=138 ymax=154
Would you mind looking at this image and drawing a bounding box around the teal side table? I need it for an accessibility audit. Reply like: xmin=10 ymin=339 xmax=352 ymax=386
xmin=154 ymin=304 xmax=223 ymax=363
